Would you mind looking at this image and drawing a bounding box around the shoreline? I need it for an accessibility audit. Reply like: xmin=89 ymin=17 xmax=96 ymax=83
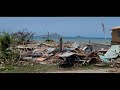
xmin=34 ymin=40 xmax=111 ymax=45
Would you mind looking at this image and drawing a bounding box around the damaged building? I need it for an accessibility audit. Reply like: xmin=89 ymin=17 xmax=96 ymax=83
xmin=111 ymin=26 xmax=120 ymax=45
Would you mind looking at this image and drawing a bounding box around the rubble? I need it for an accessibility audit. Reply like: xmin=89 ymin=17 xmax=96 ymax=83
xmin=72 ymin=42 xmax=80 ymax=49
xmin=95 ymin=63 xmax=109 ymax=67
xmin=82 ymin=44 xmax=93 ymax=52
xmin=23 ymin=57 xmax=32 ymax=60
xmin=14 ymin=38 xmax=119 ymax=68
xmin=46 ymin=48 xmax=56 ymax=54
xmin=36 ymin=57 xmax=46 ymax=61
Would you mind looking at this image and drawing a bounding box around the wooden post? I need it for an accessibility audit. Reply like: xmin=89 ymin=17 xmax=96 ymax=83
xmin=89 ymin=40 xmax=91 ymax=44
xmin=59 ymin=37 xmax=62 ymax=52
xmin=47 ymin=32 xmax=49 ymax=40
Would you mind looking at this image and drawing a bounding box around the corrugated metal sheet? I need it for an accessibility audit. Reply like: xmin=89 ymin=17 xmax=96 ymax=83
xmin=99 ymin=45 xmax=120 ymax=62
xmin=46 ymin=48 xmax=55 ymax=53
xmin=99 ymin=55 xmax=110 ymax=62
xmin=72 ymin=42 xmax=80 ymax=49
xmin=105 ymin=45 xmax=119 ymax=58
xmin=58 ymin=52 xmax=75 ymax=57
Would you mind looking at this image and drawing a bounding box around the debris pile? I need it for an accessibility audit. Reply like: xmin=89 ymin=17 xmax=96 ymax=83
xmin=14 ymin=37 xmax=119 ymax=68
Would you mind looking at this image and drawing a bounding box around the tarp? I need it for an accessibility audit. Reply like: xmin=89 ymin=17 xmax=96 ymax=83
xmin=99 ymin=45 xmax=120 ymax=62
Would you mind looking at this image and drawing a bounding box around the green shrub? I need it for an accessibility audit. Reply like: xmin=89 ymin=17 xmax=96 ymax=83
xmin=0 ymin=32 xmax=11 ymax=52
xmin=0 ymin=32 xmax=20 ymax=65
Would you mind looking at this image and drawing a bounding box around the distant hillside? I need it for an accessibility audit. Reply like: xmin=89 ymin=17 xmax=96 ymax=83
xmin=40 ymin=33 xmax=62 ymax=39
xmin=75 ymin=36 xmax=81 ymax=37
xmin=38 ymin=34 xmax=111 ymax=39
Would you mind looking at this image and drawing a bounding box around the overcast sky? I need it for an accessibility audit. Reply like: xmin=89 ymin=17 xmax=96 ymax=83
xmin=0 ymin=17 xmax=119 ymax=38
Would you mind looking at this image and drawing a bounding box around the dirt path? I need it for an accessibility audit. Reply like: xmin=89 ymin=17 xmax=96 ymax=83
xmin=46 ymin=68 xmax=120 ymax=73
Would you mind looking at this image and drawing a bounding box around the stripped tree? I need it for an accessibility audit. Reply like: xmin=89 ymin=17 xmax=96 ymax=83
xmin=11 ymin=29 xmax=35 ymax=45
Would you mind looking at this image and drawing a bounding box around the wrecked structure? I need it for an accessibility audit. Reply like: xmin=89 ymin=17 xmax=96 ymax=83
xmin=11 ymin=27 xmax=120 ymax=68
xmin=15 ymin=36 xmax=115 ymax=68
xmin=111 ymin=26 xmax=120 ymax=45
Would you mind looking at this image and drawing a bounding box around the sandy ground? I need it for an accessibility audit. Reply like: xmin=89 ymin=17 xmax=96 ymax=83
xmin=46 ymin=68 xmax=120 ymax=73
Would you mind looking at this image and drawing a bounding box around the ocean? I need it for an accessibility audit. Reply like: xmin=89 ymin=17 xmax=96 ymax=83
xmin=33 ymin=36 xmax=111 ymax=45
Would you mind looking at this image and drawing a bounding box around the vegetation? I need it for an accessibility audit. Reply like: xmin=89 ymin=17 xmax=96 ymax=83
xmin=0 ymin=30 xmax=34 ymax=65
xmin=0 ymin=32 xmax=20 ymax=65
xmin=11 ymin=29 xmax=34 ymax=45
xmin=0 ymin=64 xmax=59 ymax=73
xmin=0 ymin=32 xmax=11 ymax=52
xmin=0 ymin=63 xmax=111 ymax=73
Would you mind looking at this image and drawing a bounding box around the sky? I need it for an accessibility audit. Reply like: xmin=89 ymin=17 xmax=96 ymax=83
xmin=0 ymin=17 xmax=120 ymax=38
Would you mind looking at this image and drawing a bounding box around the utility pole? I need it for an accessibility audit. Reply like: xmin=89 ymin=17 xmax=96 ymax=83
xmin=102 ymin=23 xmax=107 ymax=44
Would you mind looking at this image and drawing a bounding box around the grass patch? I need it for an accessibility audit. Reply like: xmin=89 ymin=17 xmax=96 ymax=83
xmin=0 ymin=62 xmax=111 ymax=73
xmin=0 ymin=65 xmax=15 ymax=72
xmin=0 ymin=64 xmax=60 ymax=73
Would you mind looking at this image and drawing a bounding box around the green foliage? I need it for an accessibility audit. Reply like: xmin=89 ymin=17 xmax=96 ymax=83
xmin=0 ymin=65 xmax=15 ymax=72
xmin=2 ymin=48 xmax=20 ymax=64
xmin=0 ymin=32 xmax=11 ymax=52
xmin=0 ymin=32 xmax=20 ymax=65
